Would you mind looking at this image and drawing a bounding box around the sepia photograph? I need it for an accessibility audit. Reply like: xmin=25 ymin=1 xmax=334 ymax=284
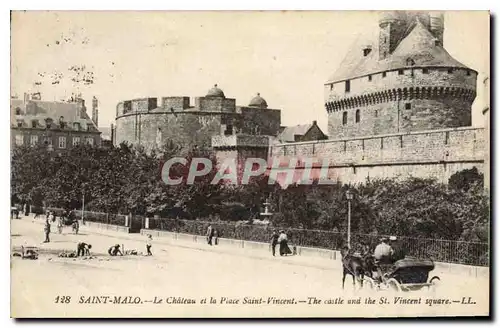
xmin=9 ymin=10 xmax=490 ymax=318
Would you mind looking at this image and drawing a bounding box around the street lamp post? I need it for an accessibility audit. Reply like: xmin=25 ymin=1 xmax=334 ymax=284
xmin=346 ymin=189 xmax=353 ymax=249
xmin=81 ymin=185 xmax=85 ymax=225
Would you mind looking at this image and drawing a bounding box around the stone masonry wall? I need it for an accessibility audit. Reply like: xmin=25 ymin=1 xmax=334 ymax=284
xmin=325 ymin=67 xmax=477 ymax=138
xmin=269 ymin=126 xmax=485 ymax=184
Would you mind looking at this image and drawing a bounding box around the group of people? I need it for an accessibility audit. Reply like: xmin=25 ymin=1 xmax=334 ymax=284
xmin=81 ymin=234 xmax=153 ymax=258
xmin=270 ymin=230 xmax=293 ymax=256
xmin=42 ymin=210 xmax=80 ymax=243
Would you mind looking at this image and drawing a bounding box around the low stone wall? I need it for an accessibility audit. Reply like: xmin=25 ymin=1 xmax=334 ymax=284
xmin=140 ymin=229 xmax=488 ymax=278
xmin=83 ymin=221 xmax=130 ymax=234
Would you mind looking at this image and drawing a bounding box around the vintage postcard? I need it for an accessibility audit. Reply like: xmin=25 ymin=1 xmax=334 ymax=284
xmin=10 ymin=10 xmax=490 ymax=318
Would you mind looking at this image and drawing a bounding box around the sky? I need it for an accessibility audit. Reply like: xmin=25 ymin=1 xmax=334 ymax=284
xmin=11 ymin=11 xmax=489 ymax=132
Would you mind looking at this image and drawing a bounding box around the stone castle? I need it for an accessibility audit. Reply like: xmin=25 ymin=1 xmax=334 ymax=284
xmin=114 ymin=11 xmax=486 ymax=184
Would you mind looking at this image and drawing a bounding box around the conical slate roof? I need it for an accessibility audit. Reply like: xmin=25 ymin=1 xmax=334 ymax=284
xmin=326 ymin=19 xmax=472 ymax=84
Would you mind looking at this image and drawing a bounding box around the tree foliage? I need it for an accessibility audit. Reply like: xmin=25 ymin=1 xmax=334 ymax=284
xmin=11 ymin=144 xmax=489 ymax=243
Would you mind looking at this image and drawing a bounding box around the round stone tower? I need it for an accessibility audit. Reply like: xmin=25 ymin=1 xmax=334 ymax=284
xmin=324 ymin=11 xmax=477 ymax=139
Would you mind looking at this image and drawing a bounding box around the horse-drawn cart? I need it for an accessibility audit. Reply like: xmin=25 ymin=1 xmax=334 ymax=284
xmin=364 ymin=257 xmax=440 ymax=292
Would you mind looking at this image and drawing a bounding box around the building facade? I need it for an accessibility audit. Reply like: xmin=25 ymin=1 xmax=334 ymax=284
xmin=10 ymin=93 xmax=101 ymax=151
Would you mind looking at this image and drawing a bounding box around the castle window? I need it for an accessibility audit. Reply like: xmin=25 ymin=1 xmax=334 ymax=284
xmin=355 ymin=110 xmax=360 ymax=123
xmin=342 ymin=112 xmax=348 ymax=125
xmin=374 ymin=110 xmax=378 ymax=117
xmin=382 ymin=72 xmax=387 ymax=78
xmin=345 ymin=80 xmax=350 ymax=92
xmin=466 ymin=70 xmax=471 ymax=76
xmin=398 ymin=69 xmax=404 ymax=75
xmin=368 ymin=75 xmax=372 ymax=81
xmin=405 ymin=103 xmax=411 ymax=110
xmin=422 ymin=68 xmax=429 ymax=74
xmin=330 ymin=84 xmax=333 ymax=91
xmin=384 ymin=37 xmax=387 ymax=43
xmin=447 ymin=68 xmax=453 ymax=74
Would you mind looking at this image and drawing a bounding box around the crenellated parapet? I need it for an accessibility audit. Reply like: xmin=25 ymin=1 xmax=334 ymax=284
xmin=326 ymin=86 xmax=476 ymax=112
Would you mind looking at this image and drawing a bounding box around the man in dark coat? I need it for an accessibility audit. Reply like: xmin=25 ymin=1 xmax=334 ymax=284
xmin=270 ymin=230 xmax=279 ymax=256
xmin=43 ymin=219 xmax=51 ymax=243
xmin=206 ymin=225 xmax=214 ymax=246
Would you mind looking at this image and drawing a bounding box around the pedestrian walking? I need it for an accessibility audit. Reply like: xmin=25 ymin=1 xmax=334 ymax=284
xmin=206 ymin=225 xmax=214 ymax=246
xmin=43 ymin=219 xmax=51 ymax=243
xmin=278 ymin=230 xmax=292 ymax=256
xmin=270 ymin=230 xmax=279 ymax=256
xmin=146 ymin=234 xmax=153 ymax=256
xmin=213 ymin=229 xmax=219 ymax=246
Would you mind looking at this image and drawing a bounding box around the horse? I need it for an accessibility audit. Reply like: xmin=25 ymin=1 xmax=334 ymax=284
xmin=340 ymin=246 xmax=374 ymax=289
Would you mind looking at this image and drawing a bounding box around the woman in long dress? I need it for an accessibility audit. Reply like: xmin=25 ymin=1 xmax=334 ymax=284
xmin=278 ymin=230 xmax=292 ymax=256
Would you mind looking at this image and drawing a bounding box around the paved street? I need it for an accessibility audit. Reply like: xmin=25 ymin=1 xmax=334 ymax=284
xmin=10 ymin=218 xmax=489 ymax=318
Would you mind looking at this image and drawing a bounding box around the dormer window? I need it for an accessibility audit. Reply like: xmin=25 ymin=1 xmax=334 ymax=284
xmin=406 ymin=58 xmax=415 ymax=66
xmin=31 ymin=120 xmax=38 ymax=128
xmin=73 ymin=122 xmax=81 ymax=131
xmin=363 ymin=46 xmax=372 ymax=57
xmin=59 ymin=116 xmax=65 ymax=129
xmin=15 ymin=107 xmax=22 ymax=115
xmin=17 ymin=120 xmax=23 ymax=128
xmin=224 ymin=125 xmax=233 ymax=136
xmin=45 ymin=118 xmax=53 ymax=129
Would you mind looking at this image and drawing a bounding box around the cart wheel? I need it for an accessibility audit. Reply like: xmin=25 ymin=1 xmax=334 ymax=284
xmin=386 ymin=278 xmax=401 ymax=292
xmin=429 ymin=276 xmax=440 ymax=291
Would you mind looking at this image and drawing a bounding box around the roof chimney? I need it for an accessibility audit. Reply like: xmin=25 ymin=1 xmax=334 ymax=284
xmin=312 ymin=120 xmax=317 ymax=125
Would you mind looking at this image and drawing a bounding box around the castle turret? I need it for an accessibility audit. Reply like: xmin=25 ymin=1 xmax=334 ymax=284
xmin=429 ymin=12 xmax=444 ymax=46
xmin=378 ymin=11 xmax=406 ymax=59
xmin=325 ymin=10 xmax=477 ymax=139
